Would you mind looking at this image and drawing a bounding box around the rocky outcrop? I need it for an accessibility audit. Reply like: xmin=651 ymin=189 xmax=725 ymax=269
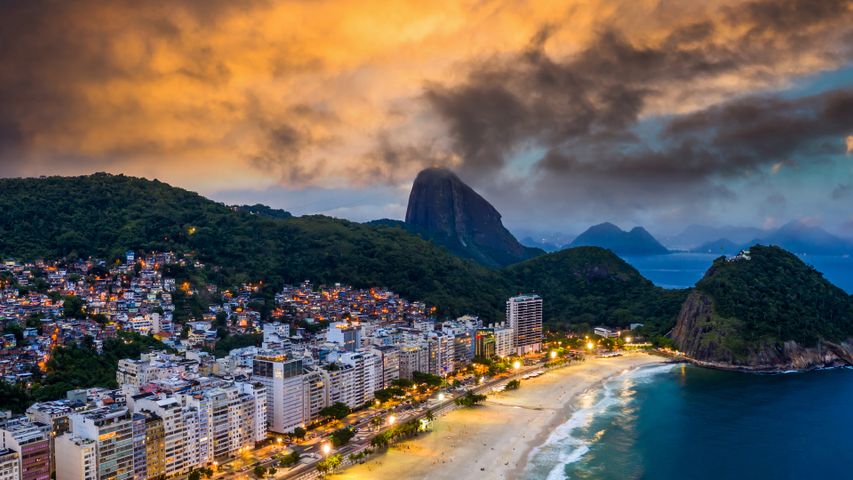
xmin=673 ymin=291 xmax=853 ymax=372
xmin=404 ymin=167 xmax=541 ymax=267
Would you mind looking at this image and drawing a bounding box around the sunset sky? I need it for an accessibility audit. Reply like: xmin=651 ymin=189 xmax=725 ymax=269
xmin=1 ymin=0 xmax=852 ymax=236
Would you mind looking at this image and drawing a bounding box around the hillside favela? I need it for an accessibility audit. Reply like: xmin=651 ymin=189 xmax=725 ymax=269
xmin=1 ymin=1 xmax=852 ymax=480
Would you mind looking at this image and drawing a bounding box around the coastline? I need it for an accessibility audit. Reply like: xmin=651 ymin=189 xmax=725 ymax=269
xmin=331 ymin=352 xmax=668 ymax=480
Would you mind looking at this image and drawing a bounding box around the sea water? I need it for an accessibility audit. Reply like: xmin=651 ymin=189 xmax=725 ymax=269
xmin=623 ymin=253 xmax=853 ymax=293
xmin=523 ymin=364 xmax=853 ymax=479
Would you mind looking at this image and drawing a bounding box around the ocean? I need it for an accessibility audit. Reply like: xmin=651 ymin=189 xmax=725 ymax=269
xmin=523 ymin=364 xmax=853 ymax=480
xmin=622 ymin=253 xmax=853 ymax=293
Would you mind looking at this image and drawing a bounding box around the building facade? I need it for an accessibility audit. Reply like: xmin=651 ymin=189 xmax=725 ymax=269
xmin=506 ymin=295 xmax=543 ymax=355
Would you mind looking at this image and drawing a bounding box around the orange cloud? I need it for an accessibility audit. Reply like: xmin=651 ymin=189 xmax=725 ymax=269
xmin=0 ymin=0 xmax=851 ymax=195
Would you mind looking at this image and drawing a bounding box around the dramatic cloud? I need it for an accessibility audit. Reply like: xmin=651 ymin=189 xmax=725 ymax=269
xmin=0 ymin=0 xmax=851 ymax=232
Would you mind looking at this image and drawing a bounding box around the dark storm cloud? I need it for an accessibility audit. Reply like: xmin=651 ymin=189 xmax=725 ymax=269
xmin=424 ymin=0 xmax=853 ymax=214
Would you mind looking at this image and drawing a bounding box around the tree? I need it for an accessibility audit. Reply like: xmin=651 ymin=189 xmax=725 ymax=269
xmin=279 ymin=450 xmax=301 ymax=468
xmin=253 ymin=465 xmax=267 ymax=478
xmin=62 ymin=295 xmax=85 ymax=319
xmin=373 ymin=386 xmax=405 ymax=403
xmin=188 ymin=470 xmax=202 ymax=480
xmin=425 ymin=409 xmax=434 ymax=423
xmin=318 ymin=402 xmax=350 ymax=420
xmin=316 ymin=454 xmax=342 ymax=474
xmin=330 ymin=427 xmax=355 ymax=447
xmin=454 ymin=390 xmax=487 ymax=407
xmin=505 ymin=379 xmax=521 ymax=391
xmin=412 ymin=371 xmax=443 ymax=387
xmin=291 ymin=426 xmax=306 ymax=441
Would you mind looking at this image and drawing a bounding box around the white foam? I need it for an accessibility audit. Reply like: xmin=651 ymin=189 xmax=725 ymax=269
xmin=524 ymin=363 xmax=677 ymax=479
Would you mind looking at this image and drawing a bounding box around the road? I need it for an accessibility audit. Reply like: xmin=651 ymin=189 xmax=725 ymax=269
xmin=212 ymin=362 xmax=545 ymax=479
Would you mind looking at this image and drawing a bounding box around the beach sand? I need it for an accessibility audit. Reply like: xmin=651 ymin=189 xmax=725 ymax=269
xmin=332 ymin=352 xmax=665 ymax=480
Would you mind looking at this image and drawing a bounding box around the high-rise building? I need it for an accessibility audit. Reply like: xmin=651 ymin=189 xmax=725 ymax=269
xmin=0 ymin=449 xmax=19 ymax=480
xmin=369 ymin=345 xmax=400 ymax=389
xmin=140 ymin=414 xmax=164 ymax=480
xmin=251 ymin=355 xmax=305 ymax=433
xmin=397 ymin=344 xmax=429 ymax=379
xmin=506 ymin=295 xmax=543 ymax=355
xmin=54 ymin=435 xmax=96 ymax=480
xmin=426 ymin=333 xmax=455 ymax=377
xmin=494 ymin=325 xmax=515 ymax=358
xmin=327 ymin=322 xmax=361 ymax=352
xmin=0 ymin=416 xmax=50 ymax=480
xmin=473 ymin=329 xmax=496 ymax=359
xmin=133 ymin=397 xmax=206 ymax=476
xmin=65 ymin=407 xmax=136 ymax=480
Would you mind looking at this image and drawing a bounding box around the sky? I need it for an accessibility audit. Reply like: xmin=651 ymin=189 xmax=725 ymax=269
xmin=1 ymin=0 xmax=852 ymax=237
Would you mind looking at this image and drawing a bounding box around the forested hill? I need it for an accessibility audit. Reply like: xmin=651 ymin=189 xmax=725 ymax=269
xmin=0 ymin=174 xmax=507 ymax=317
xmin=0 ymin=174 xmax=685 ymax=329
xmin=507 ymin=247 xmax=687 ymax=333
xmin=672 ymin=246 xmax=853 ymax=369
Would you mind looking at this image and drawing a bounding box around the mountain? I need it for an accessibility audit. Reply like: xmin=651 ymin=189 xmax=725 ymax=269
xmin=672 ymin=245 xmax=853 ymax=371
xmin=519 ymin=236 xmax=562 ymax=253
xmin=404 ymin=167 xmax=542 ymax=267
xmin=753 ymin=220 xmax=853 ymax=255
xmin=689 ymin=238 xmax=741 ymax=254
xmin=677 ymin=221 xmax=853 ymax=255
xmin=666 ymin=224 xmax=765 ymax=250
xmin=0 ymin=173 xmax=684 ymax=330
xmin=568 ymin=222 xmax=669 ymax=255
xmin=0 ymin=173 xmax=508 ymax=317
xmin=507 ymin=247 xmax=687 ymax=333
xmin=515 ymin=230 xmax=575 ymax=253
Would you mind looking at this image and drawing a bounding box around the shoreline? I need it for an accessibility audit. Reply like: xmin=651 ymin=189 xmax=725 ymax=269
xmin=331 ymin=352 xmax=668 ymax=480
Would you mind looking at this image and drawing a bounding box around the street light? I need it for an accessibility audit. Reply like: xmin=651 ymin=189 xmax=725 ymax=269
xmin=625 ymin=337 xmax=632 ymax=344
xmin=586 ymin=341 xmax=594 ymax=350
xmin=438 ymin=393 xmax=446 ymax=401
xmin=550 ymin=351 xmax=557 ymax=359
xmin=322 ymin=443 xmax=331 ymax=456
xmin=512 ymin=360 xmax=521 ymax=370
xmin=388 ymin=415 xmax=397 ymax=426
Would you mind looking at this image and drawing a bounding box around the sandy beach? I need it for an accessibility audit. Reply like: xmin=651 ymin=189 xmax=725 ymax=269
xmin=332 ymin=352 xmax=665 ymax=480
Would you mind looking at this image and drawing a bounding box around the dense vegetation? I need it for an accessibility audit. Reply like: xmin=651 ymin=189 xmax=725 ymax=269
xmin=696 ymin=246 xmax=853 ymax=345
xmin=0 ymin=174 xmax=508 ymax=317
xmin=507 ymin=247 xmax=688 ymax=333
xmin=0 ymin=174 xmax=686 ymax=329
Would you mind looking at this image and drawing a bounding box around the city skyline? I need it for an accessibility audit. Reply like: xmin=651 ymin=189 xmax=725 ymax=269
xmin=1 ymin=1 xmax=852 ymax=235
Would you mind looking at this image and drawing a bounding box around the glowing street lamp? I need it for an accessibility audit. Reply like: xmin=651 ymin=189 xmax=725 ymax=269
xmin=586 ymin=341 xmax=594 ymax=350
xmin=550 ymin=351 xmax=557 ymax=359
xmin=512 ymin=360 xmax=521 ymax=370
xmin=625 ymin=337 xmax=632 ymax=344
xmin=322 ymin=443 xmax=332 ymax=456
xmin=388 ymin=415 xmax=397 ymax=426
xmin=438 ymin=393 xmax=446 ymax=401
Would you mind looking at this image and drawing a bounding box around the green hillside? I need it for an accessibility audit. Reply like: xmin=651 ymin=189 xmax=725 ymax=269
xmin=0 ymin=174 xmax=684 ymax=329
xmin=694 ymin=246 xmax=853 ymax=344
xmin=507 ymin=247 xmax=687 ymax=332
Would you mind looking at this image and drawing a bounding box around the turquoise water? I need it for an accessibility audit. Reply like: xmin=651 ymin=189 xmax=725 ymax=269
xmin=623 ymin=253 xmax=853 ymax=293
xmin=524 ymin=364 xmax=853 ymax=480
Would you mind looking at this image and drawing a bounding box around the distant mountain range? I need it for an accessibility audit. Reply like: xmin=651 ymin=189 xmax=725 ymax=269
xmin=690 ymin=220 xmax=853 ymax=255
xmin=568 ymin=222 xmax=670 ymax=256
xmin=516 ymin=230 xmax=575 ymax=253
xmin=666 ymin=224 xmax=765 ymax=250
xmin=404 ymin=167 xmax=542 ymax=267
